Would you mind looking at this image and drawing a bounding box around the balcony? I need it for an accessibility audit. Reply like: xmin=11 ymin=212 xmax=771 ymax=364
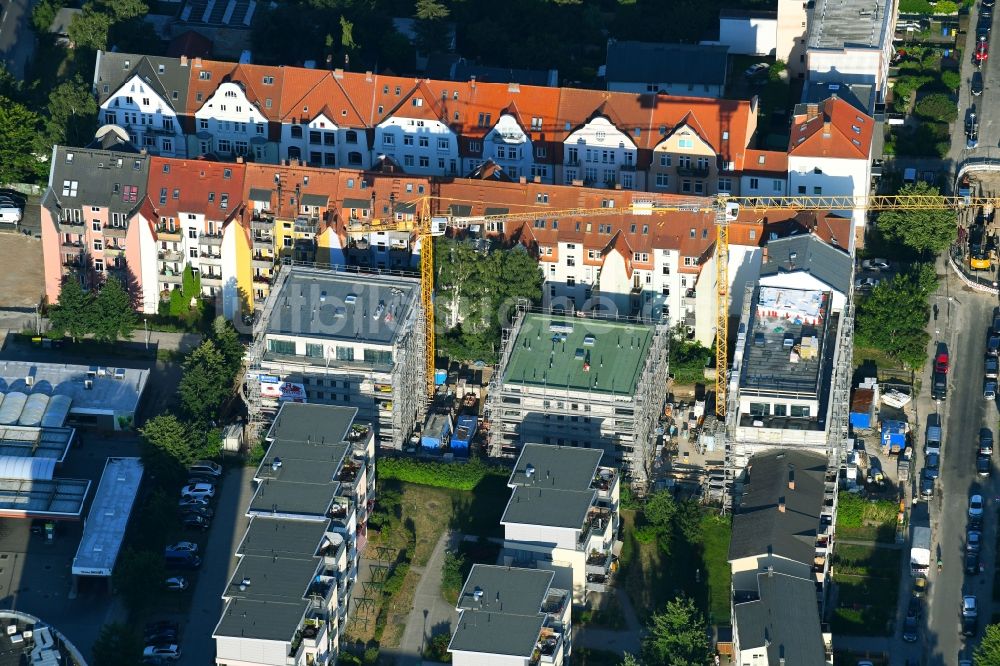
xmin=578 ymin=508 xmax=613 ymax=552
xmin=200 ymin=232 xmax=223 ymax=246
xmin=676 ymin=166 xmax=711 ymax=178
xmin=160 ymin=272 xmax=183 ymax=285
xmin=532 ymin=628 xmax=563 ymax=665
xmin=253 ymin=234 xmax=272 ymax=248
xmin=251 ymin=218 xmax=272 ymax=232
xmin=585 ymin=573 xmax=608 ymax=594
xmin=289 ymin=615 xmax=329 ymax=663
xmin=104 ymin=245 xmax=125 ymax=256
xmin=104 ymin=225 xmax=127 ymax=239
xmin=156 ymin=226 xmax=181 ymax=240
xmin=60 ymin=239 xmax=83 ymax=251
xmin=620 ymin=164 xmax=637 ymax=172
xmin=200 ymin=252 xmax=222 ymax=263
xmin=252 ymin=254 xmax=272 ymax=269
xmin=202 ymin=274 xmax=222 ymax=285
xmin=329 ymin=497 xmax=356 ymax=532
xmin=253 ymin=274 xmax=272 ymax=285
xmin=59 ymin=218 xmax=84 ymax=230
xmin=586 ymin=549 xmax=613 ymax=575
xmin=592 ymin=467 xmax=617 ymax=500
xmin=158 ymin=250 xmax=183 ymax=262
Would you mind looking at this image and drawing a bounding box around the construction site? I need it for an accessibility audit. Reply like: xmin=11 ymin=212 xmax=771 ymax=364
xmin=243 ymin=262 xmax=426 ymax=449
xmin=484 ymin=308 xmax=670 ymax=489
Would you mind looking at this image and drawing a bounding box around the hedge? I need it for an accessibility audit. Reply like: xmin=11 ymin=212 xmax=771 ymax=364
xmin=376 ymin=457 xmax=508 ymax=491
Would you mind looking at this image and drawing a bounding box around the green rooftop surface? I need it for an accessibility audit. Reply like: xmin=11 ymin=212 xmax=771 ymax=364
xmin=503 ymin=314 xmax=653 ymax=396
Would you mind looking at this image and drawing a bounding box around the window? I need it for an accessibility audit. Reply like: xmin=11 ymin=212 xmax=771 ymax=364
xmin=290 ymin=126 xmax=303 ymax=139
xmin=159 ymin=187 xmax=167 ymax=204
xmin=208 ymin=192 xmax=215 ymax=203
xmin=633 ymin=252 xmax=649 ymax=262
xmin=268 ymin=339 xmax=296 ymax=355
xmin=189 ymin=248 xmax=198 ymax=259
xmin=403 ymin=135 xmax=414 ymax=146
xmin=681 ymin=180 xmax=691 ymax=193
xmin=404 ymin=155 xmax=414 ymax=167
xmin=797 ymin=185 xmax=806 ymax=195
xmin=220 ymin=194 xmax=229 ymax=209
xmin=477 ymin=113 xmax=492 ymax=127
xmin=678 ymin=138 xmax=693 ymax=149
xmin=774 ymin=404 xmax=787 ymax=417
xmin=62 ymin=180 xmax=78 ymax=197
xmin=93 ymin=239 xmax=103 ymax=251
xmin=104 ymin=112 xmax=115 ymax=124
xmin=419 ymin=156 xmax=429 ymax=167
xmin=718 ymin=178 xmax=732 ymax=193
xmin=659 ymin=154 xmax=672 ymax=167
xmin=535 ymin=145 xmax=547 ymax=158
xmin=749 ymin=177 xmax=759 ymax=189
xmin=383 ymin=134 xmax=394 ymax=145
xmin=469 ymin=140 xmax=482 ymax=152
xmin=364 ymin=349 xmax=393 ymax=365
xmin=94 ymin=259 xmax=104 ymax=272
xmin=346 ymin=130 xmax=358 ymax=144
xmin=162 ymin=138 xmax=173 ymax=152
xmin=437 ymin=138 xmax=448 ymax=150
xmin=199 ymin=71 xmax=211 ymax=80
xmin=336 ymin=346 xmax=354 ymax=361
xmin=813 ymin=186 xmax=822 ymax=195
xmin=655 ymin=173 xmax=669 ymax=188
xmin=122 ymin=186 xmax=138 ymax=203
xmin=749 ymin=403 xmax=769 ymax=417
xmin=309 ymin=130 xmax=321 ymax=144
xmin=306 ymin=343 xmax=324 ymax=358
xmin=683 ymin=257 xmax=694 ymax=266
xmin=92 ymin=221 xmax=101 ymax=232
xmin=773 ymin=180 xmax=783 ymax=192
xmin=418 ymin=136 xmax=429 ymax=148
xmin=790 ymin=405 xmax=811 ymax=418
xmin=173 ymin=188 xmax=180 ymax=199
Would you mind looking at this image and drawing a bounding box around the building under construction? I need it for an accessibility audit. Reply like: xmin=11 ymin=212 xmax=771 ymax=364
xmin=244 ymin=263 xmax=426 ymax=449
xmin=485 ymin=309 xmax=669 ymax=489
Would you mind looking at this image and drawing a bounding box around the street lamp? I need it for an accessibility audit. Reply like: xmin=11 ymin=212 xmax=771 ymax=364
xmin=144 ymin=318 xmax=149 ymax=350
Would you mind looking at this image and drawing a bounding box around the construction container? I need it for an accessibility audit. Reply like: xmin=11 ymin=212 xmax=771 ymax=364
xmin=881 ymin=420 xmax=907 ymax=454
xmin=850 ymin=388 xmax=875 ymax=429
xmin=451 ymin=415 xmax=477 ymax=456
xmin=421 ymin=413 xmax=453 ymax=450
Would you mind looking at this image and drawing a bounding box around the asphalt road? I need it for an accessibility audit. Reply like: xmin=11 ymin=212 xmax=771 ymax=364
xmin=0 ymin=0 xmax=37 ymax=80
xmin=960 ymin=1 xmax=1000 ymax=157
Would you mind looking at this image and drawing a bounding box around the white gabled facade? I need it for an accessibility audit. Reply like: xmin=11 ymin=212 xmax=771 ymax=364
xmin=561 ymin=117 xmax=639 ymax=190
xmin=280 ymin=114 xmax=370 ymax=170
xmin=479 ymin=114 xmax=535 ymax=182
xmin=192 ymin=82 xmax=269 ymax=161
xmin=99 ymin=74 xmax=185 ymax=157
xmin=375 ymin=115 xmax=460 ymax=176
xmin=787 ymin=155 xmax=868 ymax=253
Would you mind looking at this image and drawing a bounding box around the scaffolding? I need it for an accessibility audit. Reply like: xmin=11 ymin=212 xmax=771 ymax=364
xmin=485 ymin=305 xmax=670 ymax=491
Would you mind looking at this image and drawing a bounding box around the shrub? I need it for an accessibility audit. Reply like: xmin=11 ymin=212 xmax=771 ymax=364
xmin=441 ymin=550 xmax=466 ymax=604
xmin=940 ymin=70 xmax=961 ymax=91
xmin=377 ymin=457 xmax=508 ymax=490
xmin=915 ymin=93 xmax=958 ymax=122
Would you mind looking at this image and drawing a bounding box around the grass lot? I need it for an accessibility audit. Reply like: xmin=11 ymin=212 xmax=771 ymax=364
xmin=620 ymin=509 xmax=732 ymax=625
xmin=836 ymin=493 xmax=901 ymax=544
xmin=345 ymin=478 xmax=509 ymax=648
xmin=831 ymin=543 xmax=902 ymax=636
xmin=853 ymin=345 xmax=905 ymax=372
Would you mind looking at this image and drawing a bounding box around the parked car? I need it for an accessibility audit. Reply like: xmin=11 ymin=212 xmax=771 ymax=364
xmin=984 ymin=378 xmax=996 ymax=400
xmin=744 ymin=62 xmax=769 ymax=78
xmin=973 ymin=71 xmax=985 ymax=96
xmin=964 ymin=595 xmax=979 ymax=618
xmin=188 ymin=460 xmax=223 ymax=478
xmin=143 ymin=644 xmax=181 ymax=661
xmin=144 ymin=622 xmax=178 ymax=645
xmin=983 ymin=4 xmax=994 ymax=20
xmin=925 ymin=452 xmax=940 ymax=479
xmin=980 ymin=428 xmax=993 ymax=455
xmin=920 ymin=470 xmax=935 ymax=500
xmin=913 ymin=575 xmax=928 ymax=598
xmin=968 ymin=124 xmax=980 ymax=149
xmin=862 ymin=258 xmax=891 ymax=271
xmin=977 ymin=454 xmax=991 ymax=477
xmin=986 ymin=355 xmax=998 ymax=378
xmin=932 ymin=371 xmax=948 ymax=400
xmin=178 ymin=496 xmax=210 ymax=509
xmin=855 ymin=277 xmax=880 ymax=290
xmin=165 ymin=541 xmax=198 ymax=554
xmin=182 ymin=514 xmax=210 ymax=530
xmin=902 ymin=615 xmax=919 ymax=642
xmin=164 ymin=576 xmax=188 ymax=591
xmin=989 ymin=334 xmax=1000 ymax=356
xmin=180 ymin=483 xmax=215 ymax=500
xmin=969 ymin=495 xmax=985 ymax=522
xmin=968 ymin=529 xmax=983 ymax=552
xmin=963 ymin=615 xmax=979 ymax=636
xmin=966 ymin=549 xmax=981 ymax=574
xmin=977 ymin=39 xmax=990 ymax=64
xmin=164 ymin=551 xmax=201 ymax=570
xmin=180 ymin=505 xmax=215 ymax=520
xmin=935 ymin=342 xmax=950 ymax=373
xmin=906 ymin=596 xmax=923 ymax=620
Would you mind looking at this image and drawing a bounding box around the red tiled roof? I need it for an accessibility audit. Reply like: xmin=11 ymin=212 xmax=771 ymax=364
xmin=743 ymin=149 xmax=788 ymax=175
xmin=148 ymin=157 xmax=246 ymax=221
xmin=788 ymin=96 xmax=873 ymax=159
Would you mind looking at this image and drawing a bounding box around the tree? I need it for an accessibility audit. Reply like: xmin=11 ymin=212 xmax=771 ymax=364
xmin=178 ymin=339 xmax=232 ymax=423
xmin=32 ymin=0 xmax=68 ymax=33
xmin=169 ymin=287 xmax=186 ymax=317
xmin=642 ymin=596 xmax=712 ymax=666
xmin=181 ymin=263 xmax=201 ymax=302
xmin=0 ymin=96 xmax=43 ymax=182
xmin=91 ymin=276 xmax=137 ymax=342
xmin=643 ymin=490 xmax=677 ymax=529
xmin=620 ymin=655 xmax=640 ymax=666
xmin=340 ymin=15 xmax=357 ymax=51
xmin=113 ymin=549 xmax=164 ymax=615
xmin=441 ymin=550 xmax=466 ymax=603
xmin=99 ymin=0 xmax=147 ymax=22
xmin=940 ymin=69 xmax=961 ymax=91
xmin=976 ymin=623 xmax=1000 ymax=665
xmin=49 ymin=274 xmax=92 ymax=342
xmin=914 ymin=93 xmax=958 ymax=123
xmin=67 ymin=6 xmax=112 ymax=50
xmin=44 ymin=77 xmax=99 ymax=148
xmin=876 ymin=182 xmax=956 ymax=255
xmin=212 ymin=316 xmax=245 ymax=377
xmin=414 ymin=0 xmax=451 ymax=52
xmin=855 ymin=274 xmax=931 ymax=368
xmin=92 ymin=623 xmax=143 ymax=666
xmin=140 ymin=412 xmax=196 ymax=464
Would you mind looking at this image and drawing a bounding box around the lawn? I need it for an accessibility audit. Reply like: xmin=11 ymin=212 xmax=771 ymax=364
xmin=836 ymin=493 xmax=901 ymax=544
xmin=831 ymin=543 xmax=902 ymax=636
xmin=620 ymin=509 xmax=732 ymax=625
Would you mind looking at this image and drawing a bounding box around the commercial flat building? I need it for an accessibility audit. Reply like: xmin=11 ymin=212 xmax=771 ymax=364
xmin=449 ymin=565 xmax=571 ymax=666
xmin=486 ymin=311 xmax=668 ymax=487
xmin=499 ymin=443 xmax=620 ymax=604
xmin=247 ymin=265 xmax=425 ymax=449
xmin=214 ymin=403 xmax=374 ymax=666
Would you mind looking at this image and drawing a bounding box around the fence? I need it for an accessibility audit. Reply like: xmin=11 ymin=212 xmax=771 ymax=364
xmin=948 ymin=244 xmax=999 ymax=295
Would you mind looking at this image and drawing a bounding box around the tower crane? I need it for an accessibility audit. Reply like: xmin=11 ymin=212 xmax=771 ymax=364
xmin=349 ymin=191 xmax=980 ymax=416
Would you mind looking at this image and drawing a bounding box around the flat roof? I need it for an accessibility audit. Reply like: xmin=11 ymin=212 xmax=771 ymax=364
xmin=808 ymin=0 xmax=892 ymax=49
xmin=238 ymin=515 xmax=332 ymax=558
xmin=0 ymin=361 xmax=148 ymax=416
xmin=0 ymin=477 xmax=90 ymax=518
xmin=458 ymin=565 xmax=553 ymax=615
xmin=501 ymin=486 xmax=595 ymax=530
xmin=503 ymin=314 xmax=653 ymax=396
xmin=509 ymin=443 xmax=603 ymax=491
xmin=252 ymin=404 xmax=356 ymax=519
xmin=0 ymin=426 xmax=74 ymax=464
xmin=449 ymin=610 xmax=545 ymax=658
xmin=264 ymin=266 xmax=420 ymax=346
xmin=740 ymin=287 xmax=831 ymax=396
xmin=72 ymin=457 xmax=143 ymax=576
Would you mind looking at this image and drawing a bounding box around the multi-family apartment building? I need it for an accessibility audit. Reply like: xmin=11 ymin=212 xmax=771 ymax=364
xmin=499 ymin=443 xmax=621 ymax=605
xmin=214 ymin=402 xmax=375 ymax=666
xmin=449 ymin=565 xmax=572 ymax=666
xmin=248 ymin=265 xmax=426 ymax=449
xmin=91 ymin=50 xmax=765 ymax=196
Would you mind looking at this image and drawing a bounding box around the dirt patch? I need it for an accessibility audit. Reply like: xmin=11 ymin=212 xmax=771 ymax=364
xmin=0 ymin=233 xmax=44 ymax=309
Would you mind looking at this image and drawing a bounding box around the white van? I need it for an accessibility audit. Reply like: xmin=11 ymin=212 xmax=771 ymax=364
xmin=0 ymin=206 xmax=21 ymax=224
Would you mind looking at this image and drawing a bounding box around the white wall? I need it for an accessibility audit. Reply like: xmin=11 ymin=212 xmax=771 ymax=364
xmin=194 ymin=81 xmax=269 ymax=160
xmin=608 ymin=81 xmax=723 ymax=98
xmin=719 ymin=15 xmax=777 ymax=56
xmin=740 ymin=174 xmax=787 ymax=197
xmin=375 ymin=116 xmax=459 ymax=176
xmin=221 ymin=220 xmax=240 ymax=320
xmin=788 ymin=155 xmax=867 ymax=253
xmin=562 ymin=117 xmax=638 ymax=190
xmin=100 ymin=74 xmax=184 ymax=156
xmin=503 ymin=522 xmax=578 ymax=551
xmin=758 ymin=271 xmax=846 ymax=312
xmin=214 ymin=635 xmax=289 ymax=665
xmin=481 ymin=114 xmax=536 ymax=181
xmin=452 ymin=650 xmax=529 ymax=666
xmin=806 ymin=48 xmax=883 ymax=88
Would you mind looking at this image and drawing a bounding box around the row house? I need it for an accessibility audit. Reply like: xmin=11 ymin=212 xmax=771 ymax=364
xmin=39 ymin=146 xmax=154 ymax=308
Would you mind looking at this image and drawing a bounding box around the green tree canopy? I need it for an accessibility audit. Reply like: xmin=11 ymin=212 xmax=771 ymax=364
xmin=67 ymin=6 xmax=112 ymax=50
xmin=643 ymin=490 xmax=677 ymax=529
xmin=855 ymin=273 xmax=932 ymax=368
xmin=113 ymin=549 xmax=164 ymax=615
xmin=178 ymin=339 xmax=232 ymax=423
xmin=642 ymin=596 xmax=712 ymax=666
xmin=976 ymin=623 xmax=1000 ymax=665
xmin=98 ymin=0 xmax=147 ymax=22
xmin=876 ymin=182 xmax=956 ymax=255
xmin=141 ymin=412 xmax=196 ymax=465
xmin=0 ymin=96 xmax=44 ymax=183
xmin=620 ymin=655 xmax=640 ymax=666
xmin=181 ymin=263 xmax=201 ymax=301
xmin=49 ymin=274 xmax=92 ymax=342
xmin=91 ymin=275 xmax=137 ymax=342
xmin=212 ymin=316 xmax=245 ymax=378
xmin=44 ymin=77 xmax=99 ymax=148
xmin=914 ymin=93 xmax=958 ymax=123
xmin=92 ymin=623 xmax=143 ymax=666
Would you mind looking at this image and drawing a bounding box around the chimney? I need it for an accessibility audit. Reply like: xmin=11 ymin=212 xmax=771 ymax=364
xmin=778 ymin=496 xmax=786 ymax=513
xmin=194 ymin=57 xmax=203 ymax=68
xmin=508 ymin=82 xmax=520 ymax=93
xmin=180 ymin=55 xmax=189 ymax=67
xmin=333 ymin=68 xmax=344 ymax=79
xmin=365 ymin=71 xmax=373 ymax=82
xmin=787 ymin=465 xmax=795 ymax=491
xmin=533 ymin=175 xmax=541 ymax=183
xmin=762 ymin=246 xmax=769 ymax=263
xmin=806 ymin=103 xmax=819 ymax=120
xmin=236 ymin=156 xmax=244 ymax=164
xmin=519 ymin=176 xmax=527 ymax=184
xmin=822 ymin=121 xmax=832 ymax=138
xmin=470 ymin=75 xmax=476 ymax=88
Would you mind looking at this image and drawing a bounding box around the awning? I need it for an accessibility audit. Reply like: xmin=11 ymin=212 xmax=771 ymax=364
xmin=343 ymin=198 xmax=372 ymax=209
xmin=301 ymin=193 xmax=329 ymax=207
xmin=449 ymin=204 xmax=472 ymax=216
xmin=249 ymin=188 xmax=273 ymax=202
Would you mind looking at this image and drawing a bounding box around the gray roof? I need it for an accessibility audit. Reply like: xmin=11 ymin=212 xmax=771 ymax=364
xmin=93 ymin=51 xmax=191 ymax=112
xmin=237 ymin=516 xmax=330 ymax=559
xmin=509 ymin=444 xmax=603 ymax=491
xmin=760 ymin=235 xmax=852 ymax=298
xmin=729 ymin=450 xmax=828 ymax=566
xmin=45 ymin=147 xmax=151 ymax=220
xmin=265 ymin=403 xmax=357 ymax=445
xmin=457 ymin=565 xmax=553 ymax=615
xmin=0 ymin=360 xmax=149 ymax=417
xmin=807 ymin=0 xmax=893 ymax=50
xmin=264 ymin=266 xmax=420 ymax=348
xmin=501 ymin=486 xmax=594 ymax=530
xmin=449 ymin=565 xmax=551 ymax=658
xmin=605 ymin=41 xmax=729 ymax=86
xmin=800 ymin=82 xmax=875 ymax=115
xmin=733 ymin=571 xmax=825 ymax=662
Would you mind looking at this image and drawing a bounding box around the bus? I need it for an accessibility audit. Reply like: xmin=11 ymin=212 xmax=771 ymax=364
xmin=970 ymin=223 xmax=992 ymax=270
